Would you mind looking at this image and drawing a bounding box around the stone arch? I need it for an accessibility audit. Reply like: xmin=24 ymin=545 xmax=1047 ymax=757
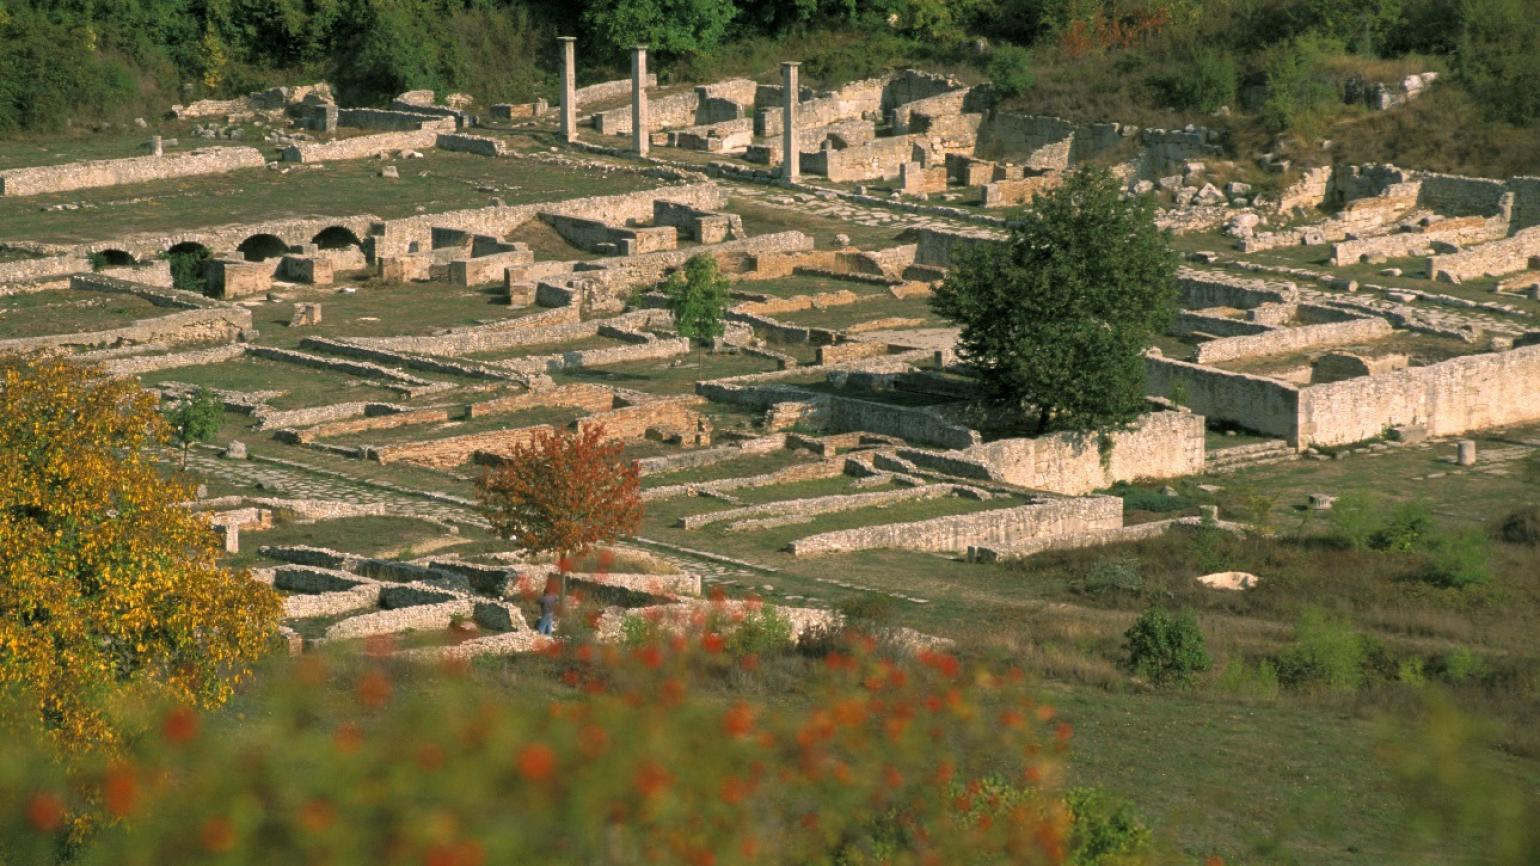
xmin=311 ymin=225 xmax=363 ymax=250
xmin=236 ymin=233 xmax=291 ymax=262
xmin=94 ymin=249 xmax=136 ymax=267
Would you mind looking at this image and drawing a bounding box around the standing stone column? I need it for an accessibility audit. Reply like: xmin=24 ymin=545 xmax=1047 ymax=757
xmin=632 ymin=45 xmax=650 ymax=157
xmin=151 ymin=135 xmax=163 ymax=157
xmin=781 ymin=61 xmax=800 ymax=183
xmin=1457 ymin=439 xmax=1477 ymax=466
xmin=558 ymin=36 xmax=577 ymax=143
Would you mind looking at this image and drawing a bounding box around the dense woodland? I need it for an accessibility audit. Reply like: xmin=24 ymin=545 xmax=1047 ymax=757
xmin=1 ymin=0 xmax=1537 ymax=164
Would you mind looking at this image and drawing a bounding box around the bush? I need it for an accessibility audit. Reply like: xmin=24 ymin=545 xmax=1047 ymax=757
xmin=1159 ymin=47 xmax=1237 ymax=113
xmin=1418 ymin=528 xmax=1493 ymax=589
xmin=1497 ymin=505 xmax=1540 ymax=545
xmin=1260 ymin=34 xmax=1339 ymax=134
xmin=1064 ymin=787 xmax=1153 ymax=866
xmin=0 ymin=641 xmax=1074 ymax=864
xmin=724 ymin=605 xmax=795 ymax=656
xmin=1215 ymin=658 xmax=1282 ymax=700
xmin=1122 ymin=608 xmax=1211 ymax=686
xmin=1327 ymin=491 xmax=1380 ymax=550
xmin=988 ymin=43 xmax=1036 ymax=99
xmin=1071 ymin=555 xmax=1144 ymax=596
xmin=1371 ymin=501 xmax=1435 ymax=552
xmin=1276 ymin=608 xmax=1366 ymax=693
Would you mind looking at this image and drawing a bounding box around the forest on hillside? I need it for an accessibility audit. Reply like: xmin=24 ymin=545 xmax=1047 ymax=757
xmin=0 ymin=1 xmax=1536 ymax=166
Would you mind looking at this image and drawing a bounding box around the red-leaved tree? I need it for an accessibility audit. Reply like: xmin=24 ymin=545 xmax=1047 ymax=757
xmin=475 ymin=424 xmax=642 ymax=573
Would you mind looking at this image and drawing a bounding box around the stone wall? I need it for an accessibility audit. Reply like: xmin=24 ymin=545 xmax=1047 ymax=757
xmin=574 ymin=74 xmax=657 ymax=107
xmin=1330 ymin=214 xmax=1508 ymax=266
xmin=0 ymin=148 xmax=266 ymax=197
xmin=539 ymin=212 xmax=678 ymax=255
xmin=0 ymin=254 xmax=88 ymax=285
xmin=906 ymin=226 xmax=1005 ymax=268
xmin=1428 ymin=226 xmax=1540 ymax=282
xmin=337 ymin=108 xmax=454 ymax=131
xmin=282 ymin=130 xmax=439 ymax=163
xmin=1171 ymin=311 xmax=1274 ymax=338
xmin=786 ymin=495 xmax=1123 ymax=556
xmin=0 ymin=305 xmax=251 ymax=353
xmin=1299 ymin=342 xmax=1540 ymax=447
xmin=801 ymin=136 xmax=920 ymax=182
xmin=1145 ymin=355 xmax=1301 ymax=440
xmin=436 ymin=133 xmax=508 ymax=157
xmin=1417 ymin=172 xmax=1510 ymax=217
xmin=1178 ymin=269 xmax=1297 ymax=309
xmin=981 ymin=174 xmax=1062 ymax=208
xmin=1192 ymin=316 xmax=1392 ymax=364
xmin=904 ymin=410 xmax=1206 ymax=495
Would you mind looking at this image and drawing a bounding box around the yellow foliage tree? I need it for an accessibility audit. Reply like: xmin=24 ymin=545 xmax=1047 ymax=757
xmin=0 ymin=355 xmax=280 ymax=749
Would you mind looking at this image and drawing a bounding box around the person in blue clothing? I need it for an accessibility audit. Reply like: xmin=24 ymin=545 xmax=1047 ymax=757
xmin=537 ymin=577 xmax=560 ymax=636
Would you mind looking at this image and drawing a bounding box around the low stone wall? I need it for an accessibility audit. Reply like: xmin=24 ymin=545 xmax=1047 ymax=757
xmin=802 ymin=135 xmax=919 ymax=182
xmin=905 ymin=226 xmax=1005 ymax=269
xmin=1192 ymin=316 xmax=1392 ymax=364
xmin=574 ymin=74 xmax=657 ymax=107
xmin=497 ymin=336 xmax=692 ymax=376
xmin=539 ymin=212 xmax=677 ymax=255
xmin=244 ymin=345 xmax=442 ymax=393
xmin=337 ymin=108 xmax=453 ymax=131
xmin=0 ymin=254 xmax=88 ymax=285
xmin=1145 ymin=355 xmax=1301 ymax=440
xmin=902 ymin=410 xmax=1206 ymax=496
xmin=468 ymin=383 xmax=615 ymax=418
xmin=323 ymin=599 xmax=475 ymax=642
xmin=0 ymin=148 xmax=266 ymax=197
xmin=1428 ymin=226 xmax=1540 ymax=282
xmin=1178 ymin=268 xmax=1297 ymax=309
xmin=0 ymin=305 xmax=251 ymax=354
xmin=290 ymin=406 xmax=452 ymax=444
xmin=981 ymin=174 xmax=1062 ymax=208
xmin=1170 ymin=311 xmax=1274 ymax=338
xmin=282 ymin=130 xmax=439 ymax=163
xmin=786 ymin=495 xmax=1122 ymax=557
xmin=98 ymin=343 xmax=246 ymax=376
xmin=643 ymin=456 xmax=846 ymax=501
xmin=1330 ymin=214 xmax=1507 ymax=265
xmin=682 ymin=484 xmax=973 ymax=531
xmin=437 ymin=133 xmax=507 ymax=157
xmin=1299 ymin=341 xmax=1540 ymax=447
xmin=374 ymin=425 xmax=555 ymax=468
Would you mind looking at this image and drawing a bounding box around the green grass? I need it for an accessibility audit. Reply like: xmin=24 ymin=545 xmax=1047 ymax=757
xmin=227 ymin=514 xmax=470 ymax=569
xmin=0 ymin=289 xmax=164 ymax=339
xmin=139 ymin=357 xmax=402 ymax=409
xmin=318 ymin=405 xmax=585 ymax=448
xmin=0 ymin=150 xmax=660 ymax=246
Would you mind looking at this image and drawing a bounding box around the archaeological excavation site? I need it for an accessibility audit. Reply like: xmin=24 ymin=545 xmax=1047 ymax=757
xmin=3 ymin=11 xmax=1539 ymax=863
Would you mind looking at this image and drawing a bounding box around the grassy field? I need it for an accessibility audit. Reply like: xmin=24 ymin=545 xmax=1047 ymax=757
xmin=0 ymin=288 xmax=165 ymax=338
xmin=0 ymin=149 xmax=661 ymax=246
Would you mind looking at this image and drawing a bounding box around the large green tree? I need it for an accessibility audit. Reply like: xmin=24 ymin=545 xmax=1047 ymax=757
xmin=930 ymin=166 xmax=1177 ymax=434
xmin=661 ymin=253 xmax=732 ymax=345
xmin=581 ymin=0 xmax=738 ymax=60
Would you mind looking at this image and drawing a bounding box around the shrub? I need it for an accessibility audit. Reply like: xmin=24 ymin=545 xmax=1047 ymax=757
xmin=1327 ymin=491 xmax=1380 ymax=550
xmin=1276 ymin=608 xmax=1366 ymax=692
xmin=1371 ymin=500 xmax=1435 ymax=551
xmin=989 ymin=43 xmax=1036 ymax=99
xmin=1497 ymin=505 xmax=1540 ymax=545
xmin=724 ymin=605 xmax=795 ymax=656
xmin=164 ymin=247 xmax=210 ymax=294
xmin=1071 ymin=556 xmax=1144 ymax=596
xmin=1216 ymin=658 xmax=1282 ymax=700
xmin=1418 ymin=528 xmax=1492 ymax=589
xmin=0 ymin=640 xmax=1073 ymax=864
xmin=1159 ymin=47 xmax=1238 ymax=112
xmin=1064 ymin=787 xmax=1153 ymax=866
xmin=1261 ymin=34 xmax=1339 ymax=134
xmin=1122 ymin=608 xmax=1211 ymax=686
xmin=1437 ymin=647 xmax=1487 ymax=684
